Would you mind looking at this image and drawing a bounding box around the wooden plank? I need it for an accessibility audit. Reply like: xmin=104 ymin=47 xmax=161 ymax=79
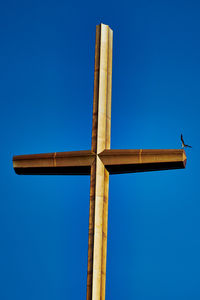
xmin=87 ymin=24 xmax=113 ymax=300
xmin=13 ymin=150 xmax=95 ymax=175
xmin=99 ymin=149 xmax=187 ymax=174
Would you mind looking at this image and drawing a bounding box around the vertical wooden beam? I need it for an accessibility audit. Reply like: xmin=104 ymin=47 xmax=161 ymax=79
xmin=91 ymin=25 xmax=100 ymax=154
xmin=101 ymin=26 xmax=113 ymax=300
xmin=87 ymin=24 xmax=113 ymax=300
xmin=87 ymin=24 xmax=100 ymax=300
xmin=92 ymin=24 xmax=109 ymax=299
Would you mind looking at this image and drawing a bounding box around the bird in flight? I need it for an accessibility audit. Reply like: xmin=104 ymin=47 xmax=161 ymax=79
xmin=181 ymin=134 xmax=192 ymax=148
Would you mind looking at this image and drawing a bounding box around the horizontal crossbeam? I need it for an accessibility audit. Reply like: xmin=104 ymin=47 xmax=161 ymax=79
xmin=13 ymin=150 xmax=95 ymax=175
xmin=99 ymin=149 xmax=186 ymax=174
xmin=13 ymin=149 xmax=186 ymax=175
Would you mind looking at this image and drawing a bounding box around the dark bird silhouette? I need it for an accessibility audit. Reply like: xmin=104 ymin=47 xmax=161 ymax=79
xmin=181 ymin=134 xmax=192 ymax=148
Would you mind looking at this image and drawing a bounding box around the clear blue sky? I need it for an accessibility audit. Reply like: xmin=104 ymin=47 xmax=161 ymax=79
xmin=0 ymin=0 xmax=199 ymax=299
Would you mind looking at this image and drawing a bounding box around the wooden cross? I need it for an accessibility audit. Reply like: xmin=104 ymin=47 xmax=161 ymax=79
xmin=13 ymin=24 xmax=187 ymax=300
